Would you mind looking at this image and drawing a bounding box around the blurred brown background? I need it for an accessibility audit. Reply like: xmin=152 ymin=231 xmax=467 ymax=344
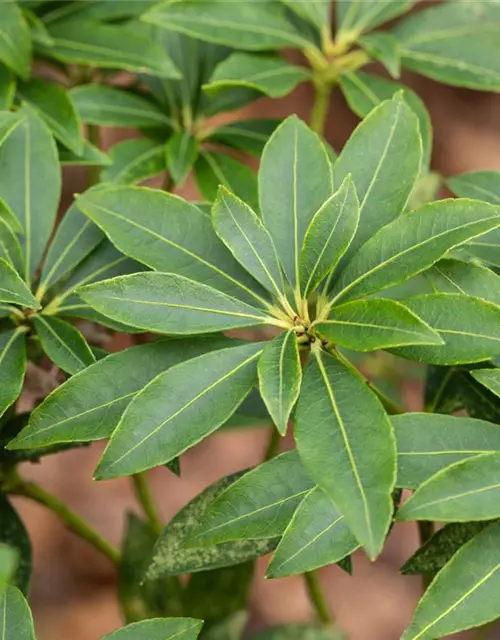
xmin=14 ymin=61 xmax=500 ymax=640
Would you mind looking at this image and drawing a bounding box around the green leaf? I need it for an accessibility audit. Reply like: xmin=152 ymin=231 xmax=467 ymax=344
xmin=166 ymin=132 xmax=198 ymax=186
xmin=0 ymin=2 xmax=31 ymax=79
xmin=267 ymin=486 xmax=359 ymax=579
xmin=393 ymin=1 xmax=500 ymax=91
xmin=281 ymin=0 xmax=331 ymax=32
xmin=41 ymin=19 xmax=181 ymax=78
xmin=446 ymin=171 xmax=500 ymax=266
xmin=95 ymin=342 xmax=264 ymax=479
xmin=0 ymin=112 xmax=22 ymax=148
xmin=393 ymin=413 xmax=500 ymax=490
xmin=18 ymin=78 xmax=84 ymax=155
xmin=0 ymin=64 xmax=16 ymax=110
xmin=76 ymin=186 xmax=266 ymax=304
xmin=212 ymin=187 xmax=285 ymax=299
xmin=0 ymin=199 xmax=21 ymax=235
xmin=331 ymin=199 xmax=500 ymax=304
xmin=23 ymin=7 xmax=54 ymax=47
xmin=182 ymin=563 xmax=254 ymax=628
xmin=0 ymin=497 xmax=31 ymax=595
xmin=147 ymin=471 xmax=277 ymax=578
xmin=299 ymin=176 xmax=359 ymax=296
xmin=407 ymin=172 xmax=442 ymax=211
xmin=332 ymin=97 xmax=422 ymax=257
xmin=0 ymin=586 xmax=35 ymax=640
xmin=457 ymin=368 xmax=500 ymax=425
xmin=204 ymin=53 xmax=310 ymax=99
xmin=0 ymin=217 xmax=24 ymax=274
xmin=250 ymin=624 xmax=344 ymax=639
xmin=70 ymin=85 xmax=172 ymax=129
xmin=0 ymin=328 xmax=26 ymax=420
xmin=100 ymin=618 xmax=203 ymax=640
xmin=72 ymin=1 xmax=158 ymax=21
xmin=295 ymin=348 xmax=396 ymax=559
xmin=102 ymin=139 xmax=166 ymax=186
xmin=318 ymin=298 xmax=442 ymax=352
xmin=8 ymin=336 xmax=232 ymax=449
xmin=38 ymin=202 xmax=104 ymax=298
xmin=402 ymin=520 xmax=500 ymax=639
xmin=195 ymin=151 xmax=259 ymax=212
xmin=33 ymin=316 xmax=96 ymax=375
xmin=0 ymin=546 xmax=17 ymax=596
xmin=336 ymin=0 xmax=415 ymax=43
xmin=59 ymin=140 xmax=111 ymax=167
xmin=79 ymin=273 xmax=271 ymax=335
xmin=397 ymin=453 xmax=500 ymax=522
xmin=425 ymin=259 xmax=500 ymax=307
xmin=447 ymin=171 xmax=500 ymax=205
xmin=54 ymin=239 xmax=144 ymax=302
xmin=202 ymin=612 xmax=247 ymax=640
xmin=142 ymin=0 xmax=311 ymax=51
xmin=0 ymin=104 xmax=61 ymax=286
xmin=192 ymin=451 xmax=313 ymax=545
xmin=393 ymin=294 xmax=500 ymax=365
xmin=208 ymin=119 xmax=281 ymax=157
xmin=424 ymin=365 xmax=464 ymax=415
xmin=340 ymin=73 xmax=430 ymax=149
xmin=401 ymin=522 xmax=491 ymax=577
xmin=260 ymin=115 xmax=333 ymax=289
xmin=0 ymin=259 xmax=39 ymax=309
xmin=258 ymin=331 xmax=301 ymax=436
xmin=471 ymin=369 xmax=500 ymax=399
xmin=118 ymin=514 xmax=182 ymax=623
xmin=357 ymin=33 xmax=401 ymax=78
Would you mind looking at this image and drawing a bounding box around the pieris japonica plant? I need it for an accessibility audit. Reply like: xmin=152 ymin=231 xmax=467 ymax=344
xmin=2 ymin=1 xmax=500 ymax=640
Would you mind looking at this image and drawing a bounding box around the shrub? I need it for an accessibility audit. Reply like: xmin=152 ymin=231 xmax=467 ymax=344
xmin=1 ymin=2 xmax=500 ymax=639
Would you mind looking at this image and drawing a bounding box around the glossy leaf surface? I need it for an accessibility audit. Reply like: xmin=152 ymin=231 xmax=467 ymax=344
xmin=0 ymin=104 xmax=61 ymax=284
xmin=192 ymin=451 xmax=313 ymax=545
xmin=147 ymin=472 xmax=277 ymax=578
xmin=300 ymin=176 xmax=359 ymax=296
xmin=295 ymin=348 xmax=396 ymax=559
xmin=318 ymin=298 xmax=442 ymax=352
xmin=332 ymin=200 xmax=500 ymax=304
xmin=258 ymin=331 xmax=301 ymax=436
xmin=101 ymin=618 xmax=203 ymax=640
xmin=103 ymin=139 xmax=166 ymax=186
xmin=402 ymin=521 xmax=500 ymax=639
xmin=143 ymin=1 xmax=310 ymax=50
xmin=397 ymin=453 xmax=500 ymax=522
xmin=267 ymin=486 xmax=359 ymax=579
xmin=9 ymin=337 xmax=232 ymax=449
xmin=96 ymin=342 xmax=264 ymax=478
xmin=393 ymin=413 xmax=500 ymax=490
xmin=0 ymin=586 xmax=35 ymax=640
xmin=205 ymin=53 xmax=309 ymax=99
xmin=79 ymin=273 xmax=270 ymax=335
xmin=332 ymin=97 xmax=421 ymax=257
xmin=260 ymin=115 xmax=332 ymax=288
xmin=394 ymin=294 xmax=500 ymax=365
xmin=33 ymin=316 xmax=95 ymax=375
xmin=76 ymin=186 xmax=264 ymax=303
xmin=212 ymin=187 xmax=284 ymax=299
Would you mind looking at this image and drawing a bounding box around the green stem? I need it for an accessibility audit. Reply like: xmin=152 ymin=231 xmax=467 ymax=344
xmin=310 ymin=80 xmax=331 ymax=136
xmin=304 ymin=570 xmax=333 ymax=625
xmin=10 ymin=477 xmax=120 ymax=565
xmin=87 ymin=124 xmax=102 ymax=187
xmin=417 ymin=520 xmax=434 ymax=592
xmin=132 ymin=472 xmax=163 ymax=536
